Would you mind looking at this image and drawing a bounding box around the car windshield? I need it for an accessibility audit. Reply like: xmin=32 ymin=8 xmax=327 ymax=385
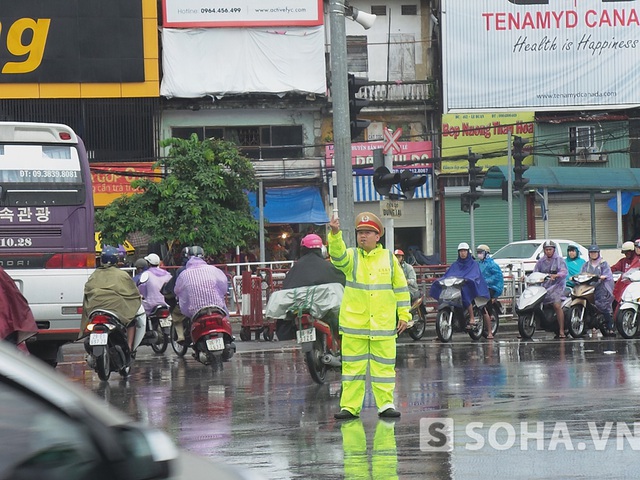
xmin=492 ymin=243 xmax=541 ymax=259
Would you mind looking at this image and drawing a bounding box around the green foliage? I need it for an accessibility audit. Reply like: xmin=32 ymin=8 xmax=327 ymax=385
xmin=96 ymin=135 xmax=258 ymax=256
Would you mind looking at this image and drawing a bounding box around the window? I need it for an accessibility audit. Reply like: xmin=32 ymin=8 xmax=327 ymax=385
xmin=170 ymin=125 xmax=303 ymax=159
xmin=569 ymin=126 xmax=595 ymax=152
xmin=371 ymin=5 xmax=387 ymax=16
xmin=401 ymin=5 xmax=418 ymax=15
xmin=347 ymin=35 xmax=369 ymax=74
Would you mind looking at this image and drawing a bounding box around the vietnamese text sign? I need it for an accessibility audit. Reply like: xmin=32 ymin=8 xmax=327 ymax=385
xmin=380 ymin=199 xmax=403 ymax=219
xmin=91 ymin=162 xmax=160 ymax=207
xmin=325 ymin=141 xmax=433 ymax=169
xmin=442 ymin=0 xmax=640 ymax=112
xmin=162 ymin=0 xmax=323 ymax=27
xmin=441 ymin=112 xmax=534 ymax=174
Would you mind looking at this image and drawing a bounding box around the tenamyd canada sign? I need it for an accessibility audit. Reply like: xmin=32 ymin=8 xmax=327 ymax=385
xmin=441 ymin=0 xmax=640 ymax=112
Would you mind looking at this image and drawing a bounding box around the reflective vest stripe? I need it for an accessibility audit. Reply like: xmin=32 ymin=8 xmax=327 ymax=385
xmin=345 ymin=281 xmax=393 ymax=290
xmin=341 ymin=326 xmax=397 ymax=336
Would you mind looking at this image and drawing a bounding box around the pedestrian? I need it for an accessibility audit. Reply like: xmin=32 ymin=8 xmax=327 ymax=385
xmin=328 ymin=212 xmax=410 ymax=420
xmin=533 ymin=240 xmax=568 ymax=339
xmin=476 ymin=244 xmax=503 ymax=340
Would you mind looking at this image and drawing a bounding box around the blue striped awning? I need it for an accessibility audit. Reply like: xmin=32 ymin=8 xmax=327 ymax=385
xmin=353 ymin=172 xmax=432 ymax=202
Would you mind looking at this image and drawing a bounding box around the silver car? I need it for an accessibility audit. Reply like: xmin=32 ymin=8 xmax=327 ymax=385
xmin=0 ymin=341 xmax=263 ymax=480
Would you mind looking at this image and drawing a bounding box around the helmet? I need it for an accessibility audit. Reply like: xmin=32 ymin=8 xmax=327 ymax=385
xmin=100 ymin=245 xmax=119 ymax=266
xmin=476 ymin=244 xmax=490 ymax=253
xmin=134 ymin=258 xmax=148 ymax=269
xmin=394 ymin=249 xmax=405 ymax=256
xmin=190 ymin=246 xmax=205 ymax=258
xmin=543 ymin=240 xmax=556 ymax=249
xmin=622 ymin=241 xmax=635 ymax=252
xmin=457 ymin=242 xmax=470 ymax=251
xmin=588 ymin=244 xmax=600 ymax=253
xmin=566 ymin=244 xmax=578 ymax=252
xmin=144 ymin=253 xmax=161 ymax=266
xmin=301 ymin=234 xmax=323 ymax=249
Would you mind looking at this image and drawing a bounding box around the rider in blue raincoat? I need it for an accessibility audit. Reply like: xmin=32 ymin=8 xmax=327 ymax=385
xmin=476 ymin=244 xmax=504 ymax=339
xmin=429 ymin=242 xmax=490 ymax=327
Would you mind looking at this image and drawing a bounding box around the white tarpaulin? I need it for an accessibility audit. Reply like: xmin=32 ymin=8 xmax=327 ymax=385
xmin=441 ymin=0 xmax=640 ymax=112
xmin=160 ymin=26 xmax=326 ymax=98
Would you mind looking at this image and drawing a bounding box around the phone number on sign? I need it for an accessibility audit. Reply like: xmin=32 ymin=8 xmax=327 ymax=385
xmin=0 ymin=238 xmax=32 ymax=247
xmin=19 ymin=170 xmax=78 ymax=179
xmin=201 ymin=7 xmax=242 ymax=14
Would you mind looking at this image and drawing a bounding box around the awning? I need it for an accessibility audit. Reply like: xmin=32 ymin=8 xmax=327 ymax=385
xmin=248 ymin=186 xmax=329 ymax=224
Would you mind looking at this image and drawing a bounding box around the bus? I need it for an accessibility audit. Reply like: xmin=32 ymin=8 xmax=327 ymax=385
xmin=0 ymin=122 xmax=95 ymax=366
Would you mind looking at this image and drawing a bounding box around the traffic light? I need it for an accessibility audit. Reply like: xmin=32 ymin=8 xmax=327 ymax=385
xmin=513 ymin=135 xmax=530 ymax=191
xmin=460 ymin=192 xmax=480 ymax=213
xmin=348 ymin=74 xmax=370 ymax=140
xmin=466 ymin=150 xmax=483 ymax=209
xmin=399 ymin=170 xmax=427 ymax=199
xmin=501 ymin=180 xmax=509 ymax=201
xmin=373 ymin=166 xmax=401 ymax=196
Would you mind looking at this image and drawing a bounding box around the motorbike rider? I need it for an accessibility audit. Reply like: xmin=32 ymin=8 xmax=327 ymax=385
xmin=137 ymin=253 xmax=172 ymax=316
xmin=161 ymin=246 xmax=195 ymax=343
xmin=533 ymin=240 xmax=568 ymax=339
xmin=81 ymin=245 xmax=146 ymax=354
xmin=565 ymin=244 xmax=586 ymax=292
xmin=174 ymin=246 xmax=229 ymax=320
xmin=132 ymin=258 xmax=148 ymax=284
xmin=476 ymin=244 xmax=503 ymax=340
xmin=394 ymin=249 xmax=419 ymax=301
xmin=611 ymin=240 xmax=640 ymax=307
xmin=0 ymin=266 xmax=37 ymax=353
xmin=277 ymin=233 xmax=346 ymax=340
xmin=580 ymin=244 xmax=615 ymax=337
xmin=430 ymin=242 xmax=489 ymax=330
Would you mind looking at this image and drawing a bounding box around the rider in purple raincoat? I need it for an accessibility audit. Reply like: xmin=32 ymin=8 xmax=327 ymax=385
xmin=580 ymin=244 xmax=615 ymax=336
xmin=533 ymin=240 xmax=568 ymax=338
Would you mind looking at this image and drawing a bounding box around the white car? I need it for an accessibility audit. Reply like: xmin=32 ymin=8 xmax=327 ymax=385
xmin=491 ymin=239 xmax=589 ymax=274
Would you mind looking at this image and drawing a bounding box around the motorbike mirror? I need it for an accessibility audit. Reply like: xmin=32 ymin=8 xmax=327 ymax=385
xmin=139 ymin=271 xmax=150 ymax=284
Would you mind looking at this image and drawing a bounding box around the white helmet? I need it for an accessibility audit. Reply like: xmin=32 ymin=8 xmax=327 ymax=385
xmin=144 ymin=253 xmax=161 ymax=266
xmin=457 ymin=242 xmax=470 ymax=251
xmin=622 ymin=241 xmax=635 ymax=252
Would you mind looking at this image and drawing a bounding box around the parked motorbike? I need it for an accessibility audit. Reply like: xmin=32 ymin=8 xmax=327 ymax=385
xmin=567 ymin=273 xmax=607 ymax=338
xmin=295 ymin=310 xmax=341 ymax=385
xmin=433 ymin=276 xmax=486 ymax=343
xmin=516 ymin=272 xmax=570 ymax=339
xmin=142 ymin=305 xmax=172 ymax=354
xmin=406 ymin=294 xmax=428 ymax=341
xmin=616 ymin=269 xmax=640 ymax=338
xmin=83 ymin=310 xmax=133 ymax=381
xmin=171 ymin=306 xmax=236 ymax=370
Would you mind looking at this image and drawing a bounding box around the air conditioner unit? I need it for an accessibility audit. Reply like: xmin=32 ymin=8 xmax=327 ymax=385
xmin=587 ymin=153 xmax=607 ymax=162
xmin=558 ymin=156 xmax=571 ymax=163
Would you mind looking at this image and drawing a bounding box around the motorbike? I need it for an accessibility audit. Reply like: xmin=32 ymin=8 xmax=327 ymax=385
xmin=406 ymin=294 xmax=428 ymax=340
xmin=616 ymin=269 xmax=640 ymax=338
xmin=295 ymin=310 xmax=341 ymax=385
xmin=567 ymin=273 xmax=607 ymax=338
xmin=170 ymin=306 xmax=236 ymax=370
xmin=141 ymin=305 xmax=172 ymax=354
xmin=516 ymin=272 xmax=570 ymax=339
xmin=483 ymin=298 xmax=502 ymax=338
xmin=433 ymin=276 xmax=486 ymax=343
xmin=83 ymin=310 xmax=134 ymax=381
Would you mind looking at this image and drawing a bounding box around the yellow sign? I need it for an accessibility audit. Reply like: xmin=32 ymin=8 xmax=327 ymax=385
xmin=95 ymin=233 xmax=135 ymax=255
xmin=441 ymin=112 xmax=535 ymax=174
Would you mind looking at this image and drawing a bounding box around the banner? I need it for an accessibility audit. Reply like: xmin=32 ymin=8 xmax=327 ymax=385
xmin=91 ymin=162 xmax=160 ymax=207
xmin=441 ymin=112 xmax=534 ymax=174
xmin=442 ymin=0 xmax=640 ymax=112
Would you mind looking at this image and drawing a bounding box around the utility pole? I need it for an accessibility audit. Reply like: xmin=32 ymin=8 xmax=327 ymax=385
xmin=329 ymin=0 xmax=355 ymax=247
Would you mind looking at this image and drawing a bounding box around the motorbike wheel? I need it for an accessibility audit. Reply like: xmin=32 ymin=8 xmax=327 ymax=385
xmin=408 ymin=310 xmax=427 ymax=340
xmin=568 ymin=305 xmax=586 ymax=338
xmin=617 ymin=309 xmax=638 ymax=339
xmin=151 ymin=325 xmax=168 ymax=354
xmin=468 ymin=313 xmax=484 ymax=341
xmin=435 ymin=310 xmax=453 ymax=343
xmin=518 ymin=313 xmax=536 ymax=339
xmin=170 ymin=324 xmax=188 ymax=357
xmin=304 ymin=333 xmax=328 ymax=385
xmin=239 ymin=327 xmax=250 ymax=342
xmin=96 ymin=348 xmax=111 ymax=382
xmin=482 ymin=307 xmax=499 ymax=338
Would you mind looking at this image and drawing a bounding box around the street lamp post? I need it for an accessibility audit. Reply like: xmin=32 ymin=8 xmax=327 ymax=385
xmin=329 ymin=0 xmax=355 ymax=247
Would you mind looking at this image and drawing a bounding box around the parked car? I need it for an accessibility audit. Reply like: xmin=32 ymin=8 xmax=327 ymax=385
xmin=0 ymin=341 xmax=263 ymax=480
xmin=491 ymin=239 xmax=589 ymax=275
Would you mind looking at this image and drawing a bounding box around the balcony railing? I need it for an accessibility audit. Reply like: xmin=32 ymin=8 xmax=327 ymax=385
xmin=329 ymin=80 xmax=437 ymax=104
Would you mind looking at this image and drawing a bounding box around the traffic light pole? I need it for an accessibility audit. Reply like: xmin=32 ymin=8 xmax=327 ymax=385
xmin=329 ymin=0 xmax=355 ymax=247
xmin=507 ymin=132 xmax=513 ymax=243
xmin=384 ymin=151 xmax=394 ymax=250
xmin=468 ymin=148 xmax=476 ymax=251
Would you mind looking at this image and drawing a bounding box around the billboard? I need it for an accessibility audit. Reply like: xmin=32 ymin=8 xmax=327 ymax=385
xmin=0 ymin=0 xmax=158 ymax=98
xmin=162 ymin=0 xmax=323 ymax=27
xmin=441 ymin=112 xmax=534 ymax=174
xmin=441 ymin=0 xmax=640 ymax=112
xmin=91 ymin=162 xmax=160 ymax=207
xmin=325 ymin=141 xmax=433 ymax=169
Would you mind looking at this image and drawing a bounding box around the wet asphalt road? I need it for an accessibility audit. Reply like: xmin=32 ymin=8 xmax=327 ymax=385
xmin=56 ymin=323 xmax=640 ymax=480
